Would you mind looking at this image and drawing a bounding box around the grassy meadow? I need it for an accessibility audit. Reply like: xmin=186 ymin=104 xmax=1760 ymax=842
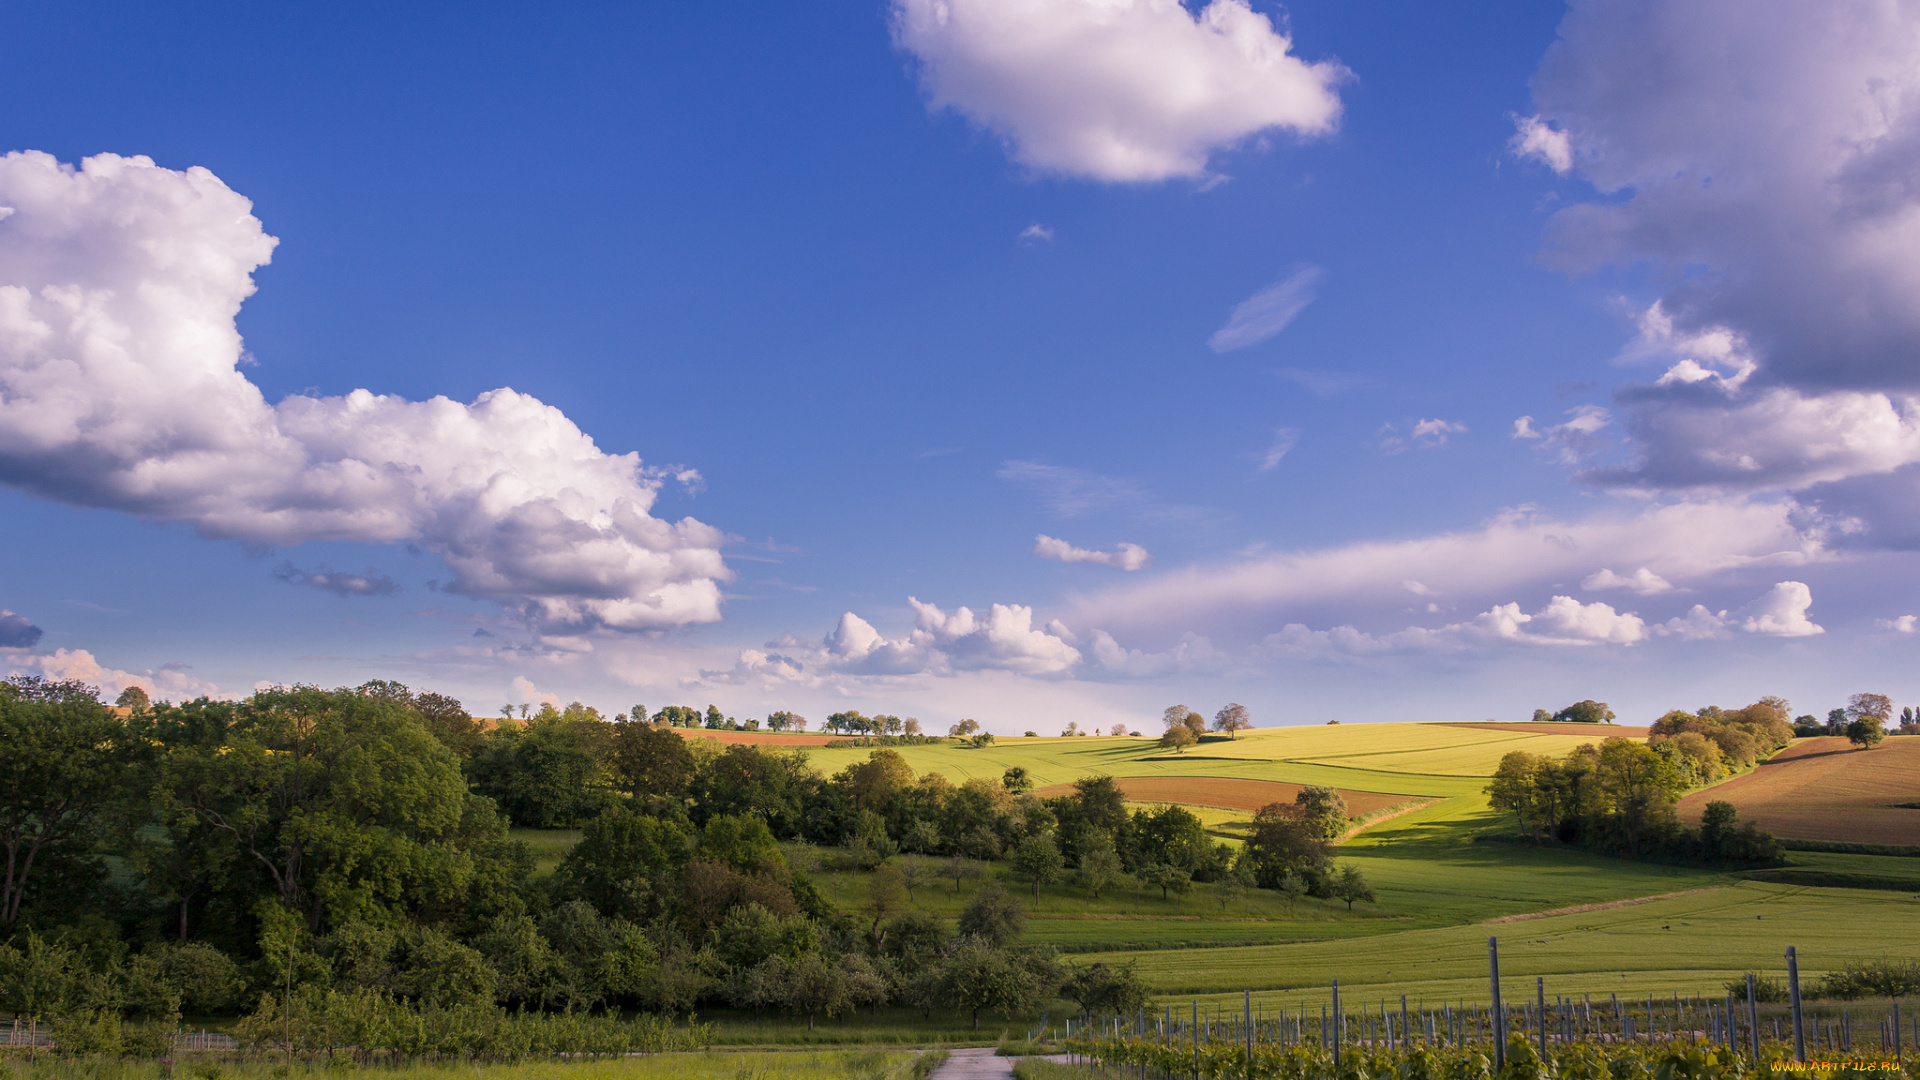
xmin=516 ymin=723 xmax=1920 ymax=1040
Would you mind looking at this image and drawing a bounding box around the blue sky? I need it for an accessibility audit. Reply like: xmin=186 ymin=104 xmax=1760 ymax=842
xmin=4 ymin=0 xmax=1919 ymax=730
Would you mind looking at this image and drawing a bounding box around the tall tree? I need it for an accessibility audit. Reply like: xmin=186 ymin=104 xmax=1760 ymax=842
xmin=1213 ymin=703 xmax=1252 ymax=738
xmin=0 ymin=683 xmax=135 ymax=926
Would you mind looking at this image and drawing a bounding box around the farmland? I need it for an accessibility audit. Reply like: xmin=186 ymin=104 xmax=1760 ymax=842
xmin=668 ymin=721 xmax=1920 ymax=1015
xmin=1676 ymin=735 xmax=1920 ymax=845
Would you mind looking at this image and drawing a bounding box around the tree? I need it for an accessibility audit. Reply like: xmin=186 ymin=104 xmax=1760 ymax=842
xmin=1139 ymin=862 xmax=1192 ymax=901
xmin=838 ymin=749 xmax=915 ymax=810
xmin=115 ymin=686 xmax=152 ymax=713
xmin=1010 ymin=834 xmax=1064 ymax=897
xmin=1848 ymin=693 xmax=1893 ymax=723
xmin=957 ymin=884 xmax=1026 ymax=946
xmin=1159 ymin=725 xmax=1198 ymax=753
xmin=1061 ymin=961 xmax=1150 ymax=1014
xmin=940 ymin=938 xmax=1036 ymax=1030
xmin=949 ymin=718 xmax=980 ymax=738
xmin=1002 ymin=766 xmax=1033 ymax=795
xmin=1294 ymin=785 xmax=1349 ymax=840
xmin=0 ymin=689 xmax=135 ymax=925
xmin=1241 ymin=803 xmax=1333 ymax=890
xmin=943 ymin=855 xmax=984 ymax=894
xmin=903 ymin=718 xmax=923 ymax=736
xmin=1163 ymin=705 xmax=1206 ymax=738
xmin=1213 ymin=703 xmax=1253 ymax=738
xmin=1531 ymin=709 xmax=1553 ymax=723
xmin=1332 ymin=864 xmax=1376 ymax=910
xmin=1076 ymin=833 xmax=1127 ymax=898
xmin=1848 ymin=716 xmax=1887 ymax=750
xmin=1552 ymin=700 xmax=1616 ymax=724
xmin=766 ymin=710 xmax=805 ymax=732
xmin=898 ymin=858 xmax=935 ymax=902
xmin=704 ymin=704 xmax=726 ymax=729
xmin=551 ymin=805 xmax=691 ymax=921
xmin=607 ymin=720 xmax=695 ymax=800
xmin=1109 ymin=724 xmax=1128 ymax=737
xmin=865 ymin=865 xmax=908 ymax=943
xmin=1276 ymin=870 xmax=1307 ymax=911
xmin=1486 ymin=751 xmax=1548 ymax=841
xmin=1215 ymin=864 xmax=1252 ymax=912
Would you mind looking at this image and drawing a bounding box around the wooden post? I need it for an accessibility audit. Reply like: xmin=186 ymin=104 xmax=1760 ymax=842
xmin=1246 ymin=989 xmax=1254 ymax=1080
xmin=1489 ymin=937 xmax=1506 ymax=1070
xmin=1787 ymin=946 xmax=1806 ymax=1063
xmin=1747 ymin=974 xmax=1760 ymax=1061
xmin=1538 ymin=977 xmax=1548 ymax=1058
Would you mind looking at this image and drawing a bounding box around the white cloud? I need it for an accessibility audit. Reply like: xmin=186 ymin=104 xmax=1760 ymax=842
xmin=1581 ymin=567 xmax=1674 ymax=595
xmin=891 ymin=0 xmax=1346 ymax=183
xmin=1088 ymin=629 xmax=1229 ymax=677
xmin=1 ymin=646 xmax=221 ymax=701
xmin=1254 ymin=593 xmax=1645 ymax=657
xmin=507 ymin=675 xmax=562 ymax=710
xmin=1071 ymin=499 xmax=1820 ymax=635
xmin=1508 ymin=113 xmax=1572 ymax=173
xmin=1258 ymin=428 xmax=1300 ymax=472
xmin=1411 ymin=418 xmax=1467 ymax=446
xmin=1033 ymin=534 xmax=1150 ymax=571
xmin=1877 ymin=615 xmax=1917 ymax=633
xmin=1657 ymin=604 xmax=1730 ymax=640
xmin=779 ymin=597 xmax=1085 ymax=679
xmin=1209 ymin=267 xmax=1324 ymax=352
xmin=1018 ymin=223 xmax=1054 ymax=242
xmin=0 ymin=151 xmax=729 ymax=634
xmin=1524 ymin=1 xmax=1920 ymax=512
xmin=1740 ymin=580 xmax=1823 ymax=637
xmin=1514 ymin=405 xmax=1612 ymax=465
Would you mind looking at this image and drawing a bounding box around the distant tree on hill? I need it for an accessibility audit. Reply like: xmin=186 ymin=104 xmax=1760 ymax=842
xmin=1109 ymin=723 xmax=1128 ymax=737
xmin=1848 ymin=716 xmax=1887 ymax=750
xmin=1552 ymin=700 xmax=1615 ymax=724
xmin=902 ymin=717 xmax=921 ymax=735
xmin=1010 ymin=834 xmax=1063 ymax=897
xmin=1159 ymin=725 xmax=1197 ymax=753
xmin=1532 ymin=708 xmax=1553 ymax=723
xmin=766 ymin=710 xmax=805 ymax=731
xmin=1163 ymin=705 xmax=1205 ymax=738
xmin=1848 ymin=693 xmax=1893 ymax=723
xmin=1001 ymin=766 xmax=1033 ymax=795
xmin=1294 ymin=785 xmax=1349 ymax=840
xmin=115 ymin=686 xmax=151 ymax=713
xmin=1213 ymin=703 xmax=1252 ymax=738
xmin=949 ymin=718 xmax=980 ymax=738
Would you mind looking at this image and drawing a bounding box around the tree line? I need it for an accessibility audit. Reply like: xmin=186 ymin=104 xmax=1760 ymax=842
xmin=0 ymin=676 xmax=1370 ymax=1041
xmin=1487 ymin=696 xmax=1795 ymax=864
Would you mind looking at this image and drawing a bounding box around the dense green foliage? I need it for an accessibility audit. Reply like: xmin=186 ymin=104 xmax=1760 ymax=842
xmin=1486 ymin=699 xmax=1792 ymax=865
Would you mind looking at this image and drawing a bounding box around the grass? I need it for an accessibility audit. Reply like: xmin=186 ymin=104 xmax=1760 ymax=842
xmin=511 ymin=828 xmax=582 ymax=877
xmin=0 ymin=1051 xmax=933 ymax=1080
xmin=1113 ymin=881 xmax=1920 ymax=1009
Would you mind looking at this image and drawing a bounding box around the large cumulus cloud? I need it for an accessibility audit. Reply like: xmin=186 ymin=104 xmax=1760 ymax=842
xmin=1517 ymin=0 xmax=1920 ymax=517
xmin=0 ymin=151 xmax=728 ymax=631
xmin=891 ymin=0 xmax=1346 ymax=182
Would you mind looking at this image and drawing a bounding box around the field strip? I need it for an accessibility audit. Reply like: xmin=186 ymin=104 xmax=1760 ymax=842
xmin=1482 ymin=886 xmax=1725 ymax=924
xmin=1338 ymin=799 xmax=1441 ymax=841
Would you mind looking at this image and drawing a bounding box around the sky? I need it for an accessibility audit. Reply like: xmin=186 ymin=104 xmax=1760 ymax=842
xmin=4 ymin=0 xmax=1920 ymax=732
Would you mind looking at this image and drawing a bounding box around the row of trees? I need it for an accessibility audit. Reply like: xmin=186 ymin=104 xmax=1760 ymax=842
xmin=1487 ymin=696 xmax=1794 ymax=863
xmin=0 ymin=676 xmax=1351 ymax=1037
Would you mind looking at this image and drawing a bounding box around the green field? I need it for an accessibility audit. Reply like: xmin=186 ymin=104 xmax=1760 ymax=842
xmin=549 ymin=724 xmax=1920 ymax=1024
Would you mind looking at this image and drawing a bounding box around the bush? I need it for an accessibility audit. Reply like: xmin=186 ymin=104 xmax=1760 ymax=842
xmin=1727 ymin=975 xmax=1789 ymax=1002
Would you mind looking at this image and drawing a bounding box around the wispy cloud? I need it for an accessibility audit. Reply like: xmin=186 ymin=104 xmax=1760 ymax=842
xmin=274 ymin=562 xmax=400 ymax=598
xmin=1259 ymin=429 xmax=1301 ymax=472
xmin=1033 ymin=535 xmax=1150 ymax=571
xmin=1018 ymin=223 xmax=1053 ymax=243
xmin=997 ymin=461 xmax=1147 ymax=518
xmin=1209 ymin=266 xmax=1324 ymax=353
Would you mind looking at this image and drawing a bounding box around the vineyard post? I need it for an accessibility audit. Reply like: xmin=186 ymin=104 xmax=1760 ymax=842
xmin=1245 ymin=989 xmax=1254 ymax=1080
xmin=1402 ymin=995 xmax=1410 ymax=1051
xmin=1892 ymin=1000 xmax=1901 ymax=1069
xmin=1787 ymin=946 xmax=1805 ymax=1063
xmin=1193 ymin=1000 xmax=1200 ymax=1080
xmin=1333 ymin=979 xmax=1343 ymax=1068
xmin=1746 ymin=975 xmax=1760 ymax=1061
xmin=1537 ymin=977 xmax=1547 ymax=1057
xmin=1489 ymin=937 xmax=1506 ymax=1070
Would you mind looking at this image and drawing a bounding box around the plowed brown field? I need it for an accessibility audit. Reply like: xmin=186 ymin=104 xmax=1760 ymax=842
xmin=1033 ymin=775 xmax=1416 ymax=815
xmin=1442 ymin=721 xmax=1650 ymax=738
xmin=1677 ymin=735 xmax=1920 ymax=844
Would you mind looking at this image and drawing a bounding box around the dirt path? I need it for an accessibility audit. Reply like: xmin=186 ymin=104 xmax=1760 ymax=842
xmin=927 ymin=1048 xmax=1070 ymax=1079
